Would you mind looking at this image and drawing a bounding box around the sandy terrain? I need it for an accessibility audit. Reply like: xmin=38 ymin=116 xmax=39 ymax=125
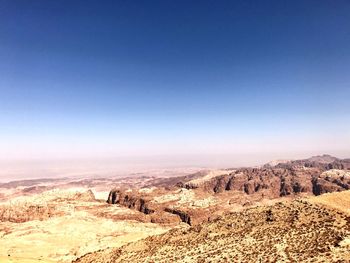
xmin=1 ymin=155 xmax=350 ymax=262
xmin=309 ymin=189 xmax=350 ymax=215
xmin=0 ymin=189 xmax=169 ymax=263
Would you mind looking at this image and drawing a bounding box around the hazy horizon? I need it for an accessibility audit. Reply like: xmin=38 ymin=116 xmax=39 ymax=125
xmin=1 ymin=151 xmax=350 ymax=183
xmin=1 ymin=1 xmax=350 ymax=181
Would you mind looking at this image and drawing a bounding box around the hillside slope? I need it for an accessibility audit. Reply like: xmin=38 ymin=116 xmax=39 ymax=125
xmin=75 ymin=191 xmax=350 ymax=263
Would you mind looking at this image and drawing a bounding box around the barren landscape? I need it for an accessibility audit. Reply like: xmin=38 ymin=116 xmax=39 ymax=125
xmin=0 ymin=155 xmax=350 ymax=262
xmin=3 ymin=1 xmax=350 ymax=262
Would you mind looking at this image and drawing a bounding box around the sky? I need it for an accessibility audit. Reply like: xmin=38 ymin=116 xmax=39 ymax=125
xmin=0 ymin=0 xmax=350 ymax=172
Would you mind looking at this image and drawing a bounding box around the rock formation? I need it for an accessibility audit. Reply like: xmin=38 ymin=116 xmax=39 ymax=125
xmin=75 ymin=191 xmax=350 ymax=263
xmin=106 ymin=155 xmax=350 ymax=227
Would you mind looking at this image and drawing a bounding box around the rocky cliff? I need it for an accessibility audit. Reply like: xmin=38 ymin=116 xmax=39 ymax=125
xmin=106 ymin=156 xmax=350 ymax=226
xmin=75 ymin=191 xmax=350 ymax=263
xmin=106 ymin=189 xmax=205 ymax=225
xmin=182 ymin=167 xmax=349 ymax=197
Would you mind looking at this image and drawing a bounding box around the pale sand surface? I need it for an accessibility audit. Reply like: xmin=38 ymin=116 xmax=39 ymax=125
xmin=0 ymin=189 xmax=169 ymax=262
xmin=308 ymin=189 xmax=350 ymax=215
xmin=0 ymin=256 xmax=56 ymax=263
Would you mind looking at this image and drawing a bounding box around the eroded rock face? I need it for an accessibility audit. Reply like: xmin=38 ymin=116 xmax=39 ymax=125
xmin=273 ymin=154 xmax=350 ymax=170
xmin=164 ymin=207 xmax=191 ymax=225
xmin=106 ymin=156 xmax=350 ymax=227
xmin=75 ymin=192 xmax=350 ymax=263
xmin=107 ymin=189 xmax=155 ymax=214
xmin=107 ymin=168 xmax=350 ymax=226
xmin=312 ymin=170 xmax=350 ymax=195
xmin=107 ymin=189 xmax=202 ymax=225
xmin=181 ymin=167 xmax=349 ymax=198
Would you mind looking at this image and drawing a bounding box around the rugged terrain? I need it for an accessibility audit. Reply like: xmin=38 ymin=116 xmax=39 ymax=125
xmin=106 ymin=155 xmax=350 ymax=226
xmin=75 ymin=190 xmax=350 ymax=263
xmin=0 ymin=167 xmax=208 ymax=262
xmin=0 ymin=181 xmax=173 ymax=262
xmin=1 ymin=155 xmax=350 ymax=262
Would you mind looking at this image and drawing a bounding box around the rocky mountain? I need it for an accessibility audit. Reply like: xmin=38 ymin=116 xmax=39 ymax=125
xmin=106 ymin=155 xmax=350 ymax=226
xmin=75 ymin=191 xmax=350 ymax=263
xmin=267 ymin=154 xmax=350 ymax=170
xmin=2 ymin=155 xmax=349 ymax=262
xmin=181 ymin=167 xmax=350 ymax=196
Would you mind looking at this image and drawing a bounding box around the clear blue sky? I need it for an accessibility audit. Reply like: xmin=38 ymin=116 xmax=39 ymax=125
xmin=0 ymin=1 xmax=349 ymax=163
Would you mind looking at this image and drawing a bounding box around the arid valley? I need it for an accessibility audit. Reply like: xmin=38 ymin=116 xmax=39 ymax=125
xmin=1 ymin=155 xmax=350 ymax=262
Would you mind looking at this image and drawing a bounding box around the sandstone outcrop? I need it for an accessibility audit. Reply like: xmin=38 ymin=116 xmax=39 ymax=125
xmin=75 ymin=191 xmax=350 ymax=263
xmin=107 ymin=189 xmax=155 ymax=214
xmin=106 ymin=156 xmax=350 ymax=227
xmin=180 ymin=165 xmax=349 ymax=198
xmin=272 ymin=154 xmax=350 ymax=170
xmin=106 ymin=189 xmax=207 ymax=225
xmin=312 ymin=169 xmax=350 ymax=195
